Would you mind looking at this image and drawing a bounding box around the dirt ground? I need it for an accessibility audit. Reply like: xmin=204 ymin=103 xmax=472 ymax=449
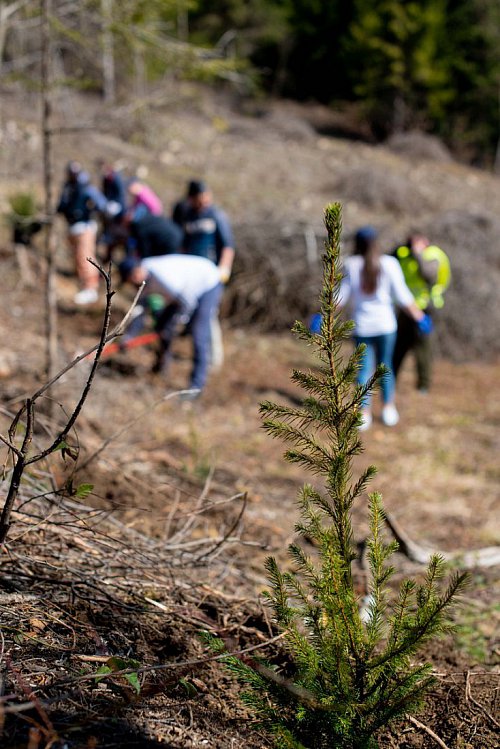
xmin=0 ymin=245 xmax=499 ymax=748
xmin=0 ymin=85 xmax=499 ymax=748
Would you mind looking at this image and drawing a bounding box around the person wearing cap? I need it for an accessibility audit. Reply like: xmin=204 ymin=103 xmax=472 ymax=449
xmin=56 ymin=161 xmax=110 ymax=305
xmin=118 ymin=254 xmax=222 ymax=398
xmin=174 ymin=179 xmax=235 ymax=368
xmin=339 ymin=226 xmax=431 ymax=431
xmin=177 ymin=179 xmax=235 ymax=283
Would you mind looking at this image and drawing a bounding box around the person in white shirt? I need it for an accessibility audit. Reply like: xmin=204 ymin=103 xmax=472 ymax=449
xmin=339 ymin=226 xmax=430 ymax=430
xmin=118 ymin=254 xmax=222 ymax=399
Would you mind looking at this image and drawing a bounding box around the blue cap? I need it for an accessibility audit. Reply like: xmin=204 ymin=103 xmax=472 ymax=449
xmin=355 ymin=225 xmax=378 ymax=242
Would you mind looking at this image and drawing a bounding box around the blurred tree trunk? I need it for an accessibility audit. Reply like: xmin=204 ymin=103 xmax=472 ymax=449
xmin=176 ymin=0 xmax=188 ymax=42
xmin=134 ymin=44 xmax=146 ymax=98
xmin=40 ymin=0 xmax=58 ymax=388
xmin=495 ymin=87 xmax=500 ymax=174
xmin=101 ymin=0 xmax=115 ymax=103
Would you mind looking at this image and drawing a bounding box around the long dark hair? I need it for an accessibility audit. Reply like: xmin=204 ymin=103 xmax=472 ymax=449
xmin=354 ymin=227 xmax=380 ymax=294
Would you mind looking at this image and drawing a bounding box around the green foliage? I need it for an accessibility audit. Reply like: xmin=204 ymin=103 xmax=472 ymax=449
xmin=74 ymin=483 xmax=94 ymax=499
xmin=208 ymin=203 xmax=468 ymax=749
xmin=344 ymin=0 xmax=452 ymax=134
xmin=438 ymin=0 xmax=500 ymax=162
xmin=95 ymin=656 xmax=142 ymax=694
xmin=7 ymin=192 xmax=37 ymax=219
xmin=6 ymin=192 xmax=38 ymax=229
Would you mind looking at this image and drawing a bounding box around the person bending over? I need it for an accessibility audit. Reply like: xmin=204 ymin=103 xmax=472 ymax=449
xmin=118 ymin=254 xmax=222 ymax=399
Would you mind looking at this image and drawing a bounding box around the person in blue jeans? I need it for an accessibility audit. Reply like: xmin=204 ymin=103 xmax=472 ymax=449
xmin=339 ymin=226 xmax=431 ymax=430
xmin=174 ymin=179 xmax=235 ymax=369
xmin=118 ymin=254 xmax=222 ymax=398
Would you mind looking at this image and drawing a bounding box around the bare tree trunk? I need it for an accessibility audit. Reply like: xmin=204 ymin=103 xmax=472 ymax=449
xmin=392 ymin=92 xmax=407 ymax=134
xmin=134 ymin=44 xmax=146 ymax=98
xmin=0 ymin=21 xmax=6 ymax=74
xmin=40 ymin=0 xmax=58 ymax=389
xmin=494 ymin=83 xmax=500 ymax=175
xmin=176 ymin=0 xmax=188 ymax=42
xmin=101 ymin=0 xmax=115 ymax=103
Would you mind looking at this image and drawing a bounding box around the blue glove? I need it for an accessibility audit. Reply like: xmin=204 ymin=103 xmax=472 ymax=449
xmin=417 ymin=314 xmax=433 ymax=336
xmin=309 ymin=313 xmax=322 ymax=334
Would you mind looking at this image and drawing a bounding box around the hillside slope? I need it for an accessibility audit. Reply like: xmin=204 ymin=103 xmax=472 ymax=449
xmin=1 ymin=82 xmax=500 ymax=358
xmin=0 ymin=83 xmax=499 ymax=749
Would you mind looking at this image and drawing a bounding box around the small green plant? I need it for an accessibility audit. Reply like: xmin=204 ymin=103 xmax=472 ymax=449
xmin=206 ymin=203 xmax=467 ymax=748
xmin=95 ymin=656 xmax=142 ymax=694
xmin=7 ymin=191 xmax=38 ymax=222
xmin=5 ymin=191 xmax=42 ymax=246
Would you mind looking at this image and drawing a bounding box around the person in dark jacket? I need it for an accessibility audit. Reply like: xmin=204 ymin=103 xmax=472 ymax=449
xmin=98 ymin=161 xmax=128 ymax=261
xmin=128 ymin=214 xmax=183 ymax=259
xmin=57 ymin=161 xmax=109 ymax=304
xmin=175 ymin=179 xmax=235 ymax=368
xmin=180 ymin=180 xmax=234 ymax=282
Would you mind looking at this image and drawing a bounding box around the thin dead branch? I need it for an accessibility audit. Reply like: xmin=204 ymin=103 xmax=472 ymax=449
xmin=465 ymin=670 xmax=500 ymax=729
xmin=0 ymin=267 xmax=144 ymax=545
xmin=406 ymin=714 xmax=451 ymax=749
xmin=383 ymin=508 xmax=500 ymax=568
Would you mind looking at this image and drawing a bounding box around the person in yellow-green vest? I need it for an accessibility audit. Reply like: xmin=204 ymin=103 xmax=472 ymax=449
xmin=393 ymin=234 xmax=451 ymax=392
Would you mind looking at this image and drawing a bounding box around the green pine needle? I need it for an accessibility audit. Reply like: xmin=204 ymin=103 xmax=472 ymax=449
xmin=208 ymin=203 xmax=468 ymax=749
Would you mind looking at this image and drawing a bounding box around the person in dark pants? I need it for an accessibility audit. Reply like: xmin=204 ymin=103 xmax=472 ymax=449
xmin=393 ymin=234 xmax=451 ymax=392
xmin=118 ymin=254 xmax=222 ymax=398
xmin=174 ymin=179 xmax=235 ymax=368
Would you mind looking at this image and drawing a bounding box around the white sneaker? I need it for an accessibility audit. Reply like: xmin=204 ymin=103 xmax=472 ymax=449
xmin=382 ymin=404 xmax=399 ymax=427
xmin=358 ymin=410 xmax=372 ymax=431
xmin=74 ymin=288 xmax=98 ymax=305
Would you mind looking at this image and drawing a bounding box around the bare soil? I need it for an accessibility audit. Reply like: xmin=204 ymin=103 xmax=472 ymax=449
xmin=0 ymin=84 xmax=499 ymax=748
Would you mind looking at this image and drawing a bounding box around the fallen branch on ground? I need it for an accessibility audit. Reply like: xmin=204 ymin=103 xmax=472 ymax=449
xmin=383 ymin=509 xmax=500 ymax=568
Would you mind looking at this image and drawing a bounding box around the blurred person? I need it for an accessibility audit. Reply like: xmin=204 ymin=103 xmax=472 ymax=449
xmin=339 ymin=226 xmax=432 ymax=431
xmin=56 ymin=160 xmax=109 ymax=305
xmin=97 ymin=160 xmax=128 ymax=261
xmin=127 ymin=213 xmax=183 ymax=259
xmin=392 ymin=233 xmax=451 ymax=392
xmin=126 ymin=177 xmax=163 ymax=223
xmin=180 ymin=179 xmax=234 ymax=281
xmin=118 ymin=254 xmax=222 ymax=399
xmin=177 ymin=179 xmax=235 ymax=368
xmin=172 ymin=192 xmax=189 ymax=228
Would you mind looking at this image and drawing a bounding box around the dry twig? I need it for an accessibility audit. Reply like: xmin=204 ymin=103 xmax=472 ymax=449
xmin=406 ymin=714 xmax=451 ymax=749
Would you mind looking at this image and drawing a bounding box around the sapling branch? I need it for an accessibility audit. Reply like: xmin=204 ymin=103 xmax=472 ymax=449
xmin=217 ymin=203 xmax=468 ymax=749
